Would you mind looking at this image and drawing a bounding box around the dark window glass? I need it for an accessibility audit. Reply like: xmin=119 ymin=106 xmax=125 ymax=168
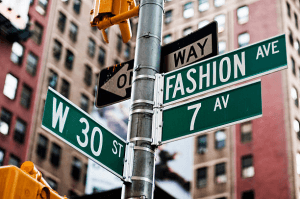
xmin=61 ymin=79 xmax=70 ymax=99
xmin=197 ymin=135 xmax=207 ymax=153
xmin=124 ymin=43 xmax=131 ymax=59
xmin=287 ymin=2 xmax=291 ymax=18
xmin=26 ymin=52 xmax=38 ymax=76
xmin=48 ymin=70 xmax=58 ymax=89
xmin=165 ymin=10 xmax=172 ymax=24
xmin=242 ymin=155 xmax=254 ymax=178
xmin=242 ymin=190 xmax=254 ymax=199
xmin=38 ymin=0 xmax=48 ymax=15
xmin=292 ymin=87 xmax=299 ymax=107
xmin=13 ymin=119 xmax=26 ymax=144
xmin=32 ymin=22 xmax=43 ymax=45
xmin=20 ymin=85 xmax=32 ymax=109
xmin=69 ymin=22 xmax=78 ymax=42
xmin=80 ymin=94 xmax=89 ymax=113
xmin=57 ymin=12 xmax=67 ymax=33
xmin=71 ymin=157 xmax=82 ymax=181
xmin=0 ymin=108 xmax=12 ymax=135
xmin=46 ymin=178 xmax=57 ymax=191
xmin=117 ymin=35 xmax=122 ymax=53
xmin=73 ymin=0 xmax=81 ymax=14
xmin=69 ymin=190 xmax=78 ymax=197
xmin=50 ymin=143 xmax=61 ymax=167
xmin=241 ymin=122 xmax=252 ymax=143
xmin=88 ymin=38 xmax=96 ymax=57
xmin=84 ymin=65 xmax=92 ymax=86
xmin=215 ymin=130 xmax=226 ymax=149
xmin=295 ymin=13 xmax=299 ymax=29
xmin=215 ymin=163 xmax=226 ymax=183
xmin=9 ymin=154 xmax=20 ymax=167
xmin=0 ymin=148 xmax=5 ymax=166
xmin=98 ymin=47 xmax=106 ymax=66
xmin=53 ymin=39 xmax=62 ymax=60
xmin=289 ymin=29 xmax=294 ymax=45
xmin=10 ymin=42 xmax=24 ymax=65
xmin=65 ymin=50 xmax=74 ymax=70
xmin=292 ymin=57 xmax=296 ymax=75
xmin=37 ymin=134 xmax=48 ymax=159
xmin=197 ymin=167 xmax=207 ymax=188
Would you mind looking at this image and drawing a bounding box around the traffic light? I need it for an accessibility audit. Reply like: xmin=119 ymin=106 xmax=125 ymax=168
xmin=90 ymin=0 xmax=139 ymax=43
xmin=0 ymin=161 xmax=67 ymax=199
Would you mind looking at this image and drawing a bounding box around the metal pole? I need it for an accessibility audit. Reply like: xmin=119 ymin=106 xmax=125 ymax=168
xmin=122 ymin=0 xmax=164 ymax=198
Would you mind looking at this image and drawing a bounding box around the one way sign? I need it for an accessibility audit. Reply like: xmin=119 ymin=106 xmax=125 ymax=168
xmin=96 ymin=22 xmax=218 ymax=108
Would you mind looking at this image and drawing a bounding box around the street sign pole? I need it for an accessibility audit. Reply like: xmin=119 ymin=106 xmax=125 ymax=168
xmin=122 ymin=0 xmax=164 ymax=198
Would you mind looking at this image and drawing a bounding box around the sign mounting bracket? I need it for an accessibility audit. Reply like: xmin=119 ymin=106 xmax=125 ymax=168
xmin=123 ymin=142 xmax=135 ymax=182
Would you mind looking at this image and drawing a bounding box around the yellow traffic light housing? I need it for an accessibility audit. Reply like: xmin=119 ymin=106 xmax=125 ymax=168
xmin=0 ymin=161 xmax=67 ymax=199
xmin=90 ymin=0 xmax=139 ymax=43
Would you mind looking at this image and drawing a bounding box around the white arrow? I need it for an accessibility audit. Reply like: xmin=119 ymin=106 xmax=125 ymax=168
xmin=101 ymin=63 xmax=133 ymax=97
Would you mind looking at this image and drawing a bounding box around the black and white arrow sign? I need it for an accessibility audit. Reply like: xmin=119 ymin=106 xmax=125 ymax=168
xmin=96 ymin=22 xmax=218 ymax=108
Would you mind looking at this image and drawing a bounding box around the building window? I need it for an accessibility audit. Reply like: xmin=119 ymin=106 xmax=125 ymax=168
xmin=198 ymin=20 xmax=209 ymax=29
xmin=241 ymin=121 xmax=252 ymax=143
xmin=98 ymin=47 xmax=106 ymax=66
xmin=215 ymin=130 xmax=226 ymax=149
xmin=292 ymin=87 xmax=299 ymax=107
xmin=69 ymin=22 xmax=78 ymax=42
xmin=287 ymin=2 xmax=291 ymax=18
xmin=13 ymin=119 xmax=26 ymax=144
xmin=50 ymin=143 xmax=61 ymax=167
xmin=295 ymin=13 xmax=299 ymax=29
xmin=3 ymin=74 xmax=18 ymax=100
xmin=46 ymin=178 xmax=57 ymax=191
xmin=163 ymin=34 xmax=172 ymax=45
xmin=26 ymin=52 xmax=38 ymax=76
xmin=289 ymin=29 xmax=294 ymax=45
xmin=242 ymin=190 xmax=254 ymax=199
xmin=183 ymin=27 xmax=193 ymax=36
xmin=48 ymin=70 xmax=58 ymax=89
xmin=0 ymin=148 xmax=4 ymax=166
xmin=294 ymin=119 xmax=300 ymax=140
xmin=242 ymin=155 xmax=254 ymax=178
xmin=10 ymin=42 xmax=24 ymax=65
xmin=32 ymin=22 xmax=43 ymax=45
xmin=37 ymin=0 xmax=48 ymax=15
xmin=61 ymin=79 xmax=70 ymax=99
xmin=57 ymin=12 xmax=67 ymax=33
xmin=198 ymin=0 xmax=209 ymax=12
xmin=197 ymin=135 xmax=207 ymax=154
xmin=88 ymin=38 xmax=96 ymax=58
xmin=215 ymin=163 xmax=226 ymax=184
xmin=197 ymin=167 xmax=207 ymax=188
xmin=20 ymin=85 xmax=32 ymax=109
xmin=8 ymin=154 xmax=20 ymax=167
xmin=80 ymin=94 xmax=89 ymax=113
xmin=0 ymin=108 xmax=12 ymax=135
xmin=292 ymin=57 xmax=296 ymax=75
xmin=184 ymin=2 xmax=194 ymax=18
xmin=65 ymin=50 xmax=74 ymax=70
xmin=69 ymin=190 xmax=78 ymax=197
xmin=73 ymin=0 xmax=81 ymax=14
xmin=117 ymin=35 xmax=122 ymax=53
xmin=37 ymin=134 xmax=48 ymax=159
xmin=297 ymin=153 xmax=300 ymax=174
xmin=53 ymin=39 xmax=62 ymax=60
xmin=71 ymin=157 xmax=82 ymax=181
xmin=237 ymin=6 xmax=249 ymax=24
xmin=295 ymin=40 xmax=300 ymax=55
xmin=214 ymin=0 xmax=225 ymax=7
xmin=218 ymin=41 xmax=226 ymax=54
xmin=124 ymin=43 xmax=131 ymax=59
xmin=84 ymin=65 xmax=92 ymax=86
xmin=165 ymin=10 xmax=172 ymax=24
xmin=238 ymin=32 xmax=250 ymax=47
xmin=214 ymin=14 xmax=225 ymax=33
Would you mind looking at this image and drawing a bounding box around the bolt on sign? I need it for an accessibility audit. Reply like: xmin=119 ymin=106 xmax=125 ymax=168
xmin=42 ymin=88 xmax=126 ymax=178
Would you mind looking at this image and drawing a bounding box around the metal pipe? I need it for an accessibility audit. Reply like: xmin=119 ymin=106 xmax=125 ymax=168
xmin=122 ymin=0 xmax=164 ymax=198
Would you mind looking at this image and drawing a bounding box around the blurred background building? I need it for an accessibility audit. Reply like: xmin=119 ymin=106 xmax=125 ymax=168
xmin=1 ymin=0 xmax=300 ymax=198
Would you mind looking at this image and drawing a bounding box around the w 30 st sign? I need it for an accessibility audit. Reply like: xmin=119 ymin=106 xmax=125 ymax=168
xmin=42 ymin=87 xmax=126 ymax=179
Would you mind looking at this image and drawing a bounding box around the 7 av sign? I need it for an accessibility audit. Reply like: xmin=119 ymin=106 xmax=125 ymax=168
xmin=42 ymin=88 xmax=126 ymax=178
xmin=163 ymin=34 xmax=287 ymax=106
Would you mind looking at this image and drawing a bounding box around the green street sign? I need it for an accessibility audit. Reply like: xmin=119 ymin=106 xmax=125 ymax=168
xmin=42 ymin=88 xmax=126 ymax=179
xmin=163 ymin=34 xmax=287 ymax=106
xmin=161 ymin=80 xmax=262 ymax=143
